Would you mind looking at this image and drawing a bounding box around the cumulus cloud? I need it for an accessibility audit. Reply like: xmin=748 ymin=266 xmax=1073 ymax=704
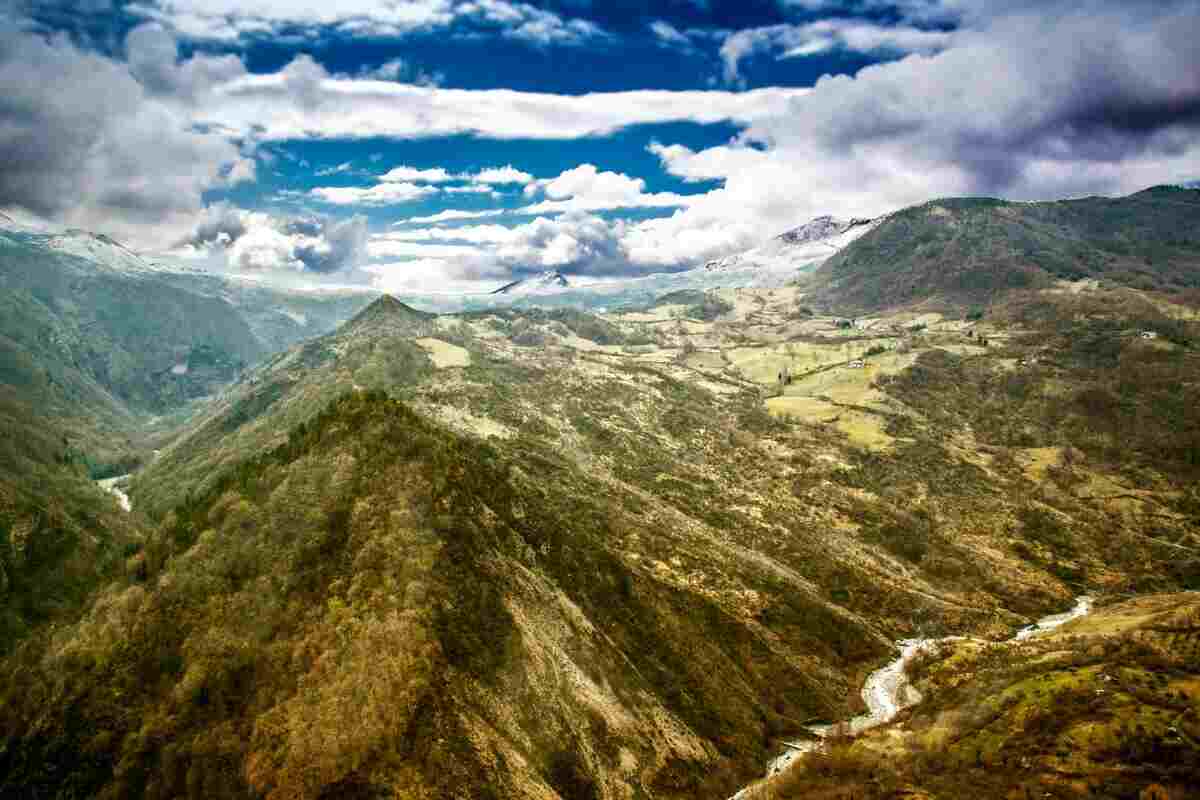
xmin=396 ymin=209 xmax=498 ymax=224
xmin=127 ymin=0 xmax=608 ymax=46
xmin=311 ymin=182 xmax=437 ymax=206
xmin=354 ymin=57 xmax=444 ymax=86
xmin=720 ymin=20 xmax=953 ymax=83
xmin=374 ymin=223 xmax=523 ymax=244
xmin=471 ymin=165 xmax=535 ymax=184
xmin=459 ymin=0 xmax=609 ymax=46
xmin=124 ymin=22 xmax=246 ymax=99
xmin=175 ymin=204 xmax=368 ymax=273
xmin=311 ymin=163 xmax=533 ymax=207
xmin=378 ymin=165 xmax=455 ymax=183
xmin=366 ymin=211 xmax=632 ymax=292
xmin=518 ymin=164 xmax=701 ymax=214
xmin=445 ymin=185 xmax=497 ymax=194
xmin=0 ymin=22 xmax=249 ymax=248
xmin=188 ymin=55 xmax=807 ymax=140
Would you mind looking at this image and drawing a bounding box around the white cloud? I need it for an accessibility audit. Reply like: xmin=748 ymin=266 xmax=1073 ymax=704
xmin=354 ymin=57 xmax=444 ymax=86
xmin=191 ymin=56 xmax=808 ymax=140
xmin=445 ymin=185 xmax=496 ymax=194
xmin=378 ymin=165 xmax=455 ymax=183
xmin=517 ymin=164 xmax=700 ymax=214
xmin=315 ymin=161 xmax=355 ymax=176
xmin=0 ymin=23 xmax=250 ymax=249
xmin=458 ymin=0 xmax=610 ymax=46
xmin=174 ymin=204 xmax=368 ymax=273
xmin=649 ymin=20 xmax=697 ymax=52
xmin=228 ymin=222 xmax=300 ymax=270
xmin=470 ymin=165 xmax=535 ymax=184
xmin=720 ymin=20 xmax=953 ymax=83
xmin=396 ymin=209 xmax=499 ymax=224
xmin=374 ymin=224 xmax=522 ymax=244
xmin=223 ymin=157 xmax=258 ymax=185
xmin=313 ymin=163 xmax=532 ymax=207
xmin=128 ymin=0 xmax=608 ymax=46
xmin=647 ymin=141 xmax=766 ymax=183
xmin=311 ymin=182 xmax=436 ymax=205
xmin=366 ymin=239 xmax=483 ymax=259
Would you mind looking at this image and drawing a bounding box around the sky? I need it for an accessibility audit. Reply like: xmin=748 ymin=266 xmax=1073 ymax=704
xmin=2 ymin=0 xmax=1199 ymax=293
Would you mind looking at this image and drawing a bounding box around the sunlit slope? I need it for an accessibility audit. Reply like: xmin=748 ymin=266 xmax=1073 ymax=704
xmin=1 ymin=391 xmax=894 ymax=799
xmin=815 ymin=186 xmax=1200 ymax=311
xmin=751 ymin=593 xmax=1200 ymax=800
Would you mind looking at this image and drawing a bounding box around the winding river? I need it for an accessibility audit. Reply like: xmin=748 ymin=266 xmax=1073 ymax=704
xmin=97 ymin=475 xmax=133 ymax=512
xmin=733 ymin=596 xmax=1095 ymax=795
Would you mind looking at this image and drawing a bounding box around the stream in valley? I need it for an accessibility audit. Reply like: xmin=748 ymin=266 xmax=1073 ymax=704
xmin=733 ymin=596 xmax=1095 ymax=796
xmin=97 ymin=475 xmax=132 ymax=512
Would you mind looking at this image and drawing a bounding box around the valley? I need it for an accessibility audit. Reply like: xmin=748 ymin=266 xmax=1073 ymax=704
xmin=1 ymin=188 xmax=1199 ymax=800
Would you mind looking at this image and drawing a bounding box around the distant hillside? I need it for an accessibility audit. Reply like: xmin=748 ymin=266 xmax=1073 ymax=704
xmin=0 ymin=230 xmax=374 ymax=654
xmin=815 ymin=186 xmax=1200 ymax=311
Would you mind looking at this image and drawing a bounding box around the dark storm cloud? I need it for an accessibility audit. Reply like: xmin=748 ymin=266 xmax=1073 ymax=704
xmin=753 ymin=0 xmax=1200 ymax=200
xmin=177 ymin=207 xmax=367 ymax=274
xmin=293 ymin=215 xmax=369 ymax=273
xmin=0 ymin=21 xmax=244 ymax=247
xmin=0 ymin=22 xmax=140 ymax=217
xmin=177 ymin=203 xmax=248 ymax=248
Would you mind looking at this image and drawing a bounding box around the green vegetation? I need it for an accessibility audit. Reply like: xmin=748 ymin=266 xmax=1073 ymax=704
xmin=752 ymin=594 xmax=1200 ymax=800
xmin=689 ymin=293 xmax=735 ymax=321
xmin=4 ymin=188 xmax=1200 ymax=800
xmin=819 ymin=187 xmax=1200 ymax=310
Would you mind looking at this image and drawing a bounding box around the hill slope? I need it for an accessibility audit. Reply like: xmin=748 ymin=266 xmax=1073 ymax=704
xmin=814 ymin=186 xmax=1200 ymax=312
xmin=749 ymin=593 xmax=1200 ymax=800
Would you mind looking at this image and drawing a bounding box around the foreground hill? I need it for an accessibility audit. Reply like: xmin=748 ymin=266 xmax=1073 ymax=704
xmin=813 ymin=186 xmax=1200 ymax=312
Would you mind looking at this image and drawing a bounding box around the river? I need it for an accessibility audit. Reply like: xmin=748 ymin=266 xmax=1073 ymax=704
xmin=97 ymin=475 xmax=132 ymax=512
xmin=733 ymin=596 xmax=1095 ymax=795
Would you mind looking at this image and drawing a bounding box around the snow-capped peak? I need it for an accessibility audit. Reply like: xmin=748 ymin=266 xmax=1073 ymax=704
xmin=776 ymin=215 xmax=873 ymax=246
xmin=491 ymin=270 xmax=571 ymax=295
xmin=700 ymin=214 xmax=879 ymax=287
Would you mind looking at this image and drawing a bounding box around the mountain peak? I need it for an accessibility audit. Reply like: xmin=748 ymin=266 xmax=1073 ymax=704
xmin=776 ymin=215 xmax=873 ymax=245
xmin=344 ymin=294 xmax=432 ymax=332
xmin=491 ymin=270 xmax=570 ymax=295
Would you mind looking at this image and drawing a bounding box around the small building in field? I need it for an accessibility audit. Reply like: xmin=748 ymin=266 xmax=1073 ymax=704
xmin=848 ymin=359 xmax=865 ymax=369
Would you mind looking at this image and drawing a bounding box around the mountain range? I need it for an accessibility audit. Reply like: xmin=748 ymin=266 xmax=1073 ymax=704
xmin=1 ymin=187 xmax=1199 ymax=800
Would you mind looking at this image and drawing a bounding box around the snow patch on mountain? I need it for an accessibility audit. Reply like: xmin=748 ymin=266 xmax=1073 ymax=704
xmin=491 ymin=270 xmax=571 ymax=295
xmin=0 ymin=207 xmax=57 ymax=234
xmin=46 ymin=230 xmax=162 ymax=274
xmin=700 ymin=215 xmax=879 ymax=287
